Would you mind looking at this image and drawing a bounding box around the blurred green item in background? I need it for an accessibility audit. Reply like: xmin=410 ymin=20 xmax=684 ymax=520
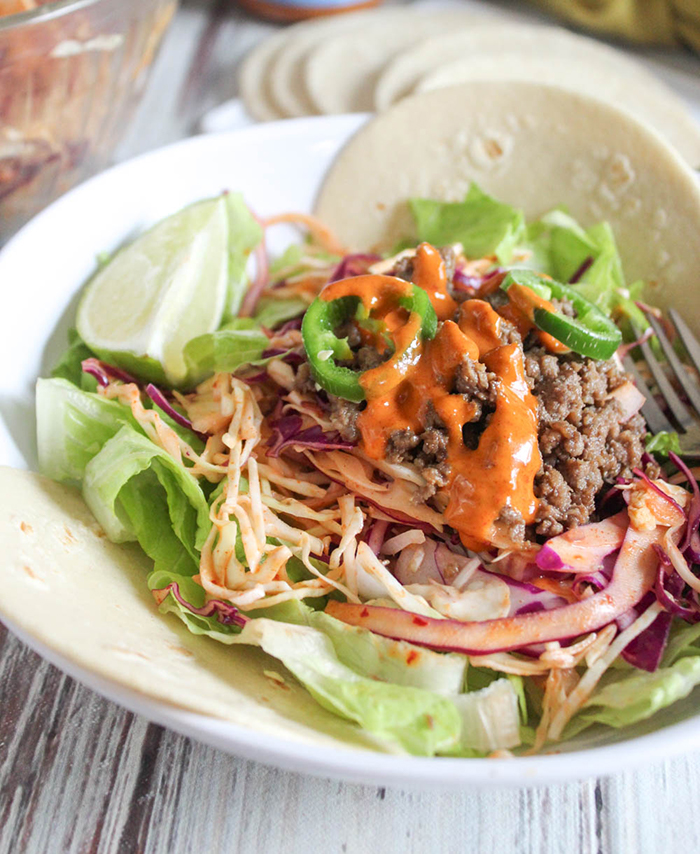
xmin=530 ymin=0 xmax=699 ymax=53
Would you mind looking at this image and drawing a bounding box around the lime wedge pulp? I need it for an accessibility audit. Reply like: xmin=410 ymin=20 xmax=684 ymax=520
xmin=77 ymin=196 xmax=230 ymax=386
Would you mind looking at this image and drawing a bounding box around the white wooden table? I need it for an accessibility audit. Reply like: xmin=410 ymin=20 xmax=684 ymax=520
xmin=3 ymin=1 xmax=700 ymax=850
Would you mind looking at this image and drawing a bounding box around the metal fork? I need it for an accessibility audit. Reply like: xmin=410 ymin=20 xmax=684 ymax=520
xmin=622 ymin=308 xmax=700 ymax=457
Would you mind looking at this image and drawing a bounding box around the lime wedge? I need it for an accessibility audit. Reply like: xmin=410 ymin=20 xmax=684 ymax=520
xmin=77 ymin=196 xmax=230 ymax=386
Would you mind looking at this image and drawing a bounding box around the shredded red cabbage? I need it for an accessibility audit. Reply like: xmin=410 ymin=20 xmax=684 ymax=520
xmin=267 ymin=414 xmax=354 ymax=458
xmin=480 ymin=568 xmax=568 ymax=615
xmin=670 ymin=452 xmax=700 ymax=561
xmin=621 ymin=606 xmax=673 ymax=672
xmin=81 ymin=357 xmax=137 ymax=387
xmin=569 ymin=256 xmax=593 ymax=283
xmin=453 ymin=267 xmax=505 ymax=294
xmin=366 ymin=520 xmax=389 ymax=555
xmin=274 ymin=317 xmax=303 ymax=334
xmin=156 ymin=582 xmax=248 ymax=628
xmin=145 ymin=383 xmax=201 ymax=436
xmin=617 ymin=327 xmax=655 ymax=360
xmin=240 ymin=370 xmax=270 ymax=385
xmin=653 ymin=545 xmax=700 ymax=623
xmin=329 ymin=253 xmax=381 ymax=283
xmin=262 ymin=347 xmax=305 ymax=366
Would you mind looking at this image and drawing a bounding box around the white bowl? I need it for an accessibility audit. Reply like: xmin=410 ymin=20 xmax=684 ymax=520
xmin=3 ymin=115 xmax=700 ymax=788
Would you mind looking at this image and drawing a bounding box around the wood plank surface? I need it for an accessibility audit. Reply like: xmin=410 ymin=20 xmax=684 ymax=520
xmin=2 ymin=1 xmax=700 ymax=851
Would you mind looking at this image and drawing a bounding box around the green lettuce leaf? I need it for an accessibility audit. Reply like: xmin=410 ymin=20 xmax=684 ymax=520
xmin=646 ymin=431 xmax=682 ymax=456
xmin=254 ymin=296 xmax=308 ymax=329
xmin=525 ymin=209 xmax=594 ymax=282
xmin=410 ymin=184 xmax=526 ymax=263
xmin=214 ymin=616 xmax=462 ymax=755
xmin=268 ymin=244 xmax=305 ymax=281
xmin=82 ymin=425 xmax=210 ymax=574
xmin=307 ymin=611 xmax=467 ymax=696
xmin=449 ymin=679 xmax=522 ymax=753
xmin=36 ymin=377 xmax=139 ymax=483
xmin=183 ymin=318 xmax=269 ymax=385
xmin=50 ymin=328 xmax=97 ymax=391
xmin=150 ymin=582 xmax=468 ymax=753
xmin=222 ymin=192 xmax=263 ymax=322
xmin=662 ymin=620 xmax=700 ymax=665
xmin=566 ymin=656 xmax=700 ymax=736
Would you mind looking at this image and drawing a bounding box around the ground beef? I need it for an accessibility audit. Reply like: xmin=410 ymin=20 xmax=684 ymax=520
xmin=293 ymin=362 xmax=362 ymax=442
xmin=386 ymin=404 xmax=454 ymax=499
xmin=352 ymin=346 xmax=385 ymax=371
xmin=525 ymin=347 xmax=646 ymax=536
xmin=387 ymin=428 xmax=420 ymax=459
xmin=328 ymin=394 xmax=362 ymax=443
xmin=494 ymin=506 xmax=526 ymax=545
xmin=454 ymin=356 xmax=498 ymax=404
xmin=334 ymin=322 xmax=387 ymax=371
xmin=293 ymin=361 xmax=316 ymax=395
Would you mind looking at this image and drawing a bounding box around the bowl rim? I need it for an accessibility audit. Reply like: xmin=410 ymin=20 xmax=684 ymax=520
xmin=2 ymin=114 xmax=700 ymax=786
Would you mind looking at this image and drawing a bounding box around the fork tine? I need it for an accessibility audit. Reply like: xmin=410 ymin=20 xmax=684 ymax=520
xmin=632 ymin=323 xmax=694 ymax=432
xmin=622 ymin=355 xmax=675 ymax=435
xmin=669 ymin=309 xmax=700 ymax=377
xmin=645 ymin=312 xmax=700 ymax=416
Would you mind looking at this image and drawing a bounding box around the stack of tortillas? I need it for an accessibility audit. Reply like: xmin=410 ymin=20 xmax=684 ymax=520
xmin=239 ymin=8 xmax=700 ymax=167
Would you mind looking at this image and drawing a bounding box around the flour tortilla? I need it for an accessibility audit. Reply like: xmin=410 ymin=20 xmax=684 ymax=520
xmin=315 ymin=82 xmax=700 ymax=330
xmin=239 ymin=29 xmax=289 ymax=122
xmin=0 ymin=467 xmax=380 ymax=751
xmin=372 ymin=26 xmax=700 ymax=167
xmin=304 ymin=10 xmax=484 ymax=115
xmin=268 ymin=9 xmax=410 ymax=118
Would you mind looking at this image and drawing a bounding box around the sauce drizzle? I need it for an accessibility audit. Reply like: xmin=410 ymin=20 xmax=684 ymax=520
xmin=350 ymin=252 xmax=541 ymax=550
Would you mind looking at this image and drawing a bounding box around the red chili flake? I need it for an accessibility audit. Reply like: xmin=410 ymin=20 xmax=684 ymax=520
xmin=360 ymin=608 xmax=370 ymax=618
xmin=406 ymin=650 xmax=419 ymax=666
xmin=412 ymin=616 xmax=429 ymax=626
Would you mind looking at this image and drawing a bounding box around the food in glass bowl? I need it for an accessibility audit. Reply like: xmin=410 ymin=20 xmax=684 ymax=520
xmin=0 ymin=0 xmax=176 ymax=242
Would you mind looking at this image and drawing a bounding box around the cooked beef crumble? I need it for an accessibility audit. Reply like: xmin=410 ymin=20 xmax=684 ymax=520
xmin=525 ymin=347 xmax=646 ymax=536
xmin=387 ymin=404 xmax=452 ymax=499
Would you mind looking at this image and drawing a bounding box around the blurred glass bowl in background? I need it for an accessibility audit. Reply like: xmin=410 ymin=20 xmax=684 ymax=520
xmin=0 ymin=0 xmax=177 ymax=242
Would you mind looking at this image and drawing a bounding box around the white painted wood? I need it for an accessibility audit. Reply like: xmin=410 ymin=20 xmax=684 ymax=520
xmin=3 ymin=1 xmax=700 ymax=852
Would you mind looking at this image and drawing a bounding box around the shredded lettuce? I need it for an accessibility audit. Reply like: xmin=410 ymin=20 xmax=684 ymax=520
xmin=646 ymin=431 xmax=682 ymax=456
xmin=36 ymin=378 xmax=139 ymax=483
xmin=183 ymin=318 xmax=269 ymax=385
xmin=50 ymin=329 xmax=97 ymax=391
xmin=308 ymin=611 xmax=467 ymax=696
xmin=82 ymin=426 xmax=210 ymax=574
xmin=410 ymin=184 xmax=526 ymax=263
xmin=449 ymin=679 xmax=522 ymax=753
xmin=566 ymin=656 xmax=700 ymax=737
xmin=153 ymin=582 xmax=462 ymax=755
xmin=527 ymin=207 xmax=651 ymax=339
xmin=233 ymin=617 xmax=462 ymax=756
xmin=254 ymin=297 xmax=308 ymax=329
xmin=563 ymin=622 xmax=700 ymax=738
xmin=222 ymin=192 xmax=263 ymax=322
xmin=268 ymin=244 xmax=305 ymax=280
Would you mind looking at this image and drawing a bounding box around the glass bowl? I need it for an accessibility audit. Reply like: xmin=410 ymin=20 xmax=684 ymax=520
xmin=0 ymin=0 xmax=177 ymax=242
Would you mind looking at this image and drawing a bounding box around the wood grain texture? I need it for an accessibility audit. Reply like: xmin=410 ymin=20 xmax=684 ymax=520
xmin=2 ymin=1 xmax=700 ymax=852
xmin=3 ymin=617 xmax=700 ymax=854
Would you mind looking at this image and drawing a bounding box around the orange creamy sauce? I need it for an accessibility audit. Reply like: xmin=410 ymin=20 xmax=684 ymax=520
xmin=338 ymin=244 xmax=542 ymax=551
xmin=501 ymin=281 xmax=570 ymax=355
